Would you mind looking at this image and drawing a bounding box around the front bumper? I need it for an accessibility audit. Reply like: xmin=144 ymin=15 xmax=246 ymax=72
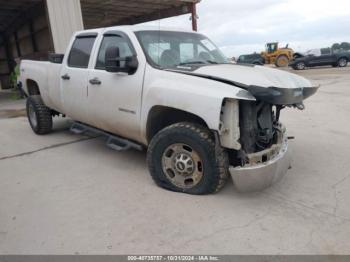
xmin=229 ymin=129 xmax=291 ymax=193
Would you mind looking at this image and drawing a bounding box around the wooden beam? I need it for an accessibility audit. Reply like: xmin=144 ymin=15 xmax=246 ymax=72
xmin=191 ymin=2 xmax=198 ymax=31
xmin=14 ymin=31 xmax=21 ymax=57
xmin=29 ymin=20 xmax=38 ymax=52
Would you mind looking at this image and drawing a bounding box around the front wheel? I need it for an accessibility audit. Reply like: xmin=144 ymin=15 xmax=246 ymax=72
xmin=337 ymin=58 xmax=348 ymax=67
xmin=147 ymin=123 xmax=229 ymax=195
xmin=275 ymin=55 xmax=289 ymax=67
xmin=26 ymin=95 xmax=53 ymax=135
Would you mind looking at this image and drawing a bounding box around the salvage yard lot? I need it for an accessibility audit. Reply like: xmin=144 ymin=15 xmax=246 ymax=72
xmin=0 ymin=66 xmax=350 ymax=254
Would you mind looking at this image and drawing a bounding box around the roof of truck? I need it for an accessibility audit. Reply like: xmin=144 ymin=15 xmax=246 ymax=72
xmin=75 ymin=25 xmax=197 ymax=36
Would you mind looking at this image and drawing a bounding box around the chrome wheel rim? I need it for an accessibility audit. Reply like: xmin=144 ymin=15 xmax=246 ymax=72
xmin=162 ymin=143 xmax=204 ymax=189
xmin=339 ymin=59 xmax=347 ymax=67
xmin=297 ymin=62 xmax=305 ymax=70
xmin=28 ymin=104 xmax=37 ymax=128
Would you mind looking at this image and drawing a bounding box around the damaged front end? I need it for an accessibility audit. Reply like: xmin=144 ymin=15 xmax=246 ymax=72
xmin=229 ymin=100 xmax=291 ymax=192
xmin=177 ymin=64 xmax=319 ymax=192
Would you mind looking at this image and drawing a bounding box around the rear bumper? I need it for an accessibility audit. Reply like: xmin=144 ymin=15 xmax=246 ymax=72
xmin=229 ymin=130 xmax=291 ymax=192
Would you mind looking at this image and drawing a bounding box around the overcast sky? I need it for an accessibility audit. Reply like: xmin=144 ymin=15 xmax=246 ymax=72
xmin=143 ymin=0 xmax=350 ymax=57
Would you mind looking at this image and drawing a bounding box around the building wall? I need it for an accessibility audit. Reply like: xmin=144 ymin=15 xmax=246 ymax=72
xmin=1 ymin=0 xmax=83 ymax=89
xmin=0 ymin=12 xmax=53 ymax=89
xmin=46 ymin=0 xmax=84 ymax=54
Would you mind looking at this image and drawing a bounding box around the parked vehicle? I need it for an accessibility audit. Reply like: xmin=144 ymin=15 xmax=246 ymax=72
xmin=237 ymin=53 xmax=264 ymax=65
xmin=290 ymin=49 xmax=350 ymax=70
xmin=19 ymin=26 xmax=319 ymax=194
xmin=261 ymin=42 xmax=294 ymax=67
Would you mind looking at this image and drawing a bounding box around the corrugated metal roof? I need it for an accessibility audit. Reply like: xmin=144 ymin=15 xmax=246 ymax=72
xmin=0 ymin=0 xmax=199 ymax=35
xmin=0 ymin=0 xmax=199 ymax=48
xmin=81 ymin=0 xmax=200 ymax=29
xmin=0 ymin=0 xmax=43 ymax=32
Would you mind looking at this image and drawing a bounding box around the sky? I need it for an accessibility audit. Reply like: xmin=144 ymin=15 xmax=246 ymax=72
xmin=142 ymin=0 xmax=350 ymax=58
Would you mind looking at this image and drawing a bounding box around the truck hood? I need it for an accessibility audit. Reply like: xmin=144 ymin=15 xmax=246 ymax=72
xmin=172 ymin=64 xmax=319 ymax=106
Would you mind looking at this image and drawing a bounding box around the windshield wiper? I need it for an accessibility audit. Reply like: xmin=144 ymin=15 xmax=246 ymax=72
xmin=178 ymin=60 xmax=220 ymax=66
xmin=179 ymin=61 xmax=207 ymax=66
xmin=206 ymin=60 xmax=218 ymax=64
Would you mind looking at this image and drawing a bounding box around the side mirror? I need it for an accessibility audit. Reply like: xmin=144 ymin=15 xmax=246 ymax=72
xmin=105 ymin=46 xmax=138 ymax=74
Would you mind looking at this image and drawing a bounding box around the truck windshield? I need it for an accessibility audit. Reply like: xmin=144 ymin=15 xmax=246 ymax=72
xmin=135 ymin=30 xmax=228 ymax=68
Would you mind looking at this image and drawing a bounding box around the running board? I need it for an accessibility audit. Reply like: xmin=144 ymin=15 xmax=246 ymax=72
xmin=70 ymin=122 xmax=144 ymax=152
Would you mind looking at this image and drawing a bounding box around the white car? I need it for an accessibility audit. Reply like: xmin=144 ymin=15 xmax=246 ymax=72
xmin=19 ymin=26 xmax=319 ymax=194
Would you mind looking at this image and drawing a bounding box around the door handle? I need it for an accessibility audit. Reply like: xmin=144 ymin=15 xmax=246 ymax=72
xmin=61 ymin=74 xmax=70 ymax=80
xmin=89 ymin=78 xmax=102 ymax=85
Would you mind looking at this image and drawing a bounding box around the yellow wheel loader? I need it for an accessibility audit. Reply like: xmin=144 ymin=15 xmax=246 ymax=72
xmin=261 ymin=42 xmax=294 ymax=67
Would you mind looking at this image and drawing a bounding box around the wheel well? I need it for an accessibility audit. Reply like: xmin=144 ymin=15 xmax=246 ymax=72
xmin=27 ymin=79 xmax=40 ymax=96
xmin=146 ymin=106 xmax=209 ymax=143
xmin=338 ymin=57 xmax=348 ymax=61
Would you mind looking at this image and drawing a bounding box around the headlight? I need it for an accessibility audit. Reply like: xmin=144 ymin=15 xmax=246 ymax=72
xmin=246 ymin=85 xmax=319 ymax=105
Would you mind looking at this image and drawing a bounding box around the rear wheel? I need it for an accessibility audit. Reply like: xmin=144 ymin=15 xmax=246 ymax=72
xmin=275 ymin=55 xmax=289 ymax=67
xmin=337 ymin=58 xmax=348 ymax=67
xmin=26 ymin=95 xmax=53 ymax=135
xmin=147 ymin=122 xmax=229 ymax=195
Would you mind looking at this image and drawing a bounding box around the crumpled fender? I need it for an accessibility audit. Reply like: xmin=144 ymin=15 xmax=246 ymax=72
xmin=140 ymin=67 xmax=255 ymax=144
xmin=194 ymin=64 xmax=319 ymax=105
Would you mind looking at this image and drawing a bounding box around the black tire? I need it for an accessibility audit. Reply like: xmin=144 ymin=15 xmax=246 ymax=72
xmin=337 ymin=58 xmax=348 ymax=67
xmin=295 ymin=61 xmax=306 ymax=70
xmin=26 ymin=95 xmax=53 ymax=135
xmin=275 ymin=55 xmax=289 ymax=67
xmin=147 ymin=122 xmax=229 ymax=195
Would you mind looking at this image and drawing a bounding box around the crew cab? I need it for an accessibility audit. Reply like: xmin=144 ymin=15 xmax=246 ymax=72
xmin=19 ymin=26 xmax=319 ymax=194
xmin=290 ymin=48 xmax=349 ymax=70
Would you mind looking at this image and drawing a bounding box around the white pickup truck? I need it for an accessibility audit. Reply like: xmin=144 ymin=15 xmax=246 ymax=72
xmin=19 ymin=26 xmax=319 ymax=194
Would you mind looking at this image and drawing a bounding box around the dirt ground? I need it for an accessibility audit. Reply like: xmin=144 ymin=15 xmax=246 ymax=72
xmin=0 ymin=66 xmax=350 ymax=255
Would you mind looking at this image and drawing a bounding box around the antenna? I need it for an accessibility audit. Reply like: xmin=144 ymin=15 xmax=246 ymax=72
xmin=158 ymin=5 xmax=161 ymax=65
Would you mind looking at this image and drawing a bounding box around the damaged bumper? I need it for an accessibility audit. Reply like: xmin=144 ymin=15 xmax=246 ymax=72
xmin=229 ymin=128 xmax=291 ymax=192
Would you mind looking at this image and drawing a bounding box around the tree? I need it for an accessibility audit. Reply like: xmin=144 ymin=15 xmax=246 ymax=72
xmin=340 ymin=42 xmax=350 ymax=51
xmin=332 ymin=43 xmax=341 ymax=50
xmin=332 ymin=42 xmax=350 ymax=51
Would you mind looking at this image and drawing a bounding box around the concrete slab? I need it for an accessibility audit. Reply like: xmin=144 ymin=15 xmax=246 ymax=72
xmin=0 ymin=116 xmax=90 ymax=159
xmin=0 ymin=67 xmax=350 ymax=255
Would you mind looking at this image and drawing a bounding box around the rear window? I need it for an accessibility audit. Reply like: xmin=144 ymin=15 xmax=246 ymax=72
xmin=68 ymin=37 xmax=96 ymax=68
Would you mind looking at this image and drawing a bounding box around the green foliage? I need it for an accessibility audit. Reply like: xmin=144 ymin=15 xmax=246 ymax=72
xmin=9 ymin=64 xmax=20 ymax=88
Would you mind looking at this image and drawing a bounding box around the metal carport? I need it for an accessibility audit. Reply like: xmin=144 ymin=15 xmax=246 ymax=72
xmin=0 ymin=0 xmax=200 ymax=89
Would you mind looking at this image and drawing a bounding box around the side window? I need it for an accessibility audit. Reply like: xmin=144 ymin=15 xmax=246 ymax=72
xmin=68 ymin=37 xmax=96 ymax=68
xmin=321 ymin=48 xmax=331 ymax=55
xmin=96 ymin=35 xmax=133 ymax=70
